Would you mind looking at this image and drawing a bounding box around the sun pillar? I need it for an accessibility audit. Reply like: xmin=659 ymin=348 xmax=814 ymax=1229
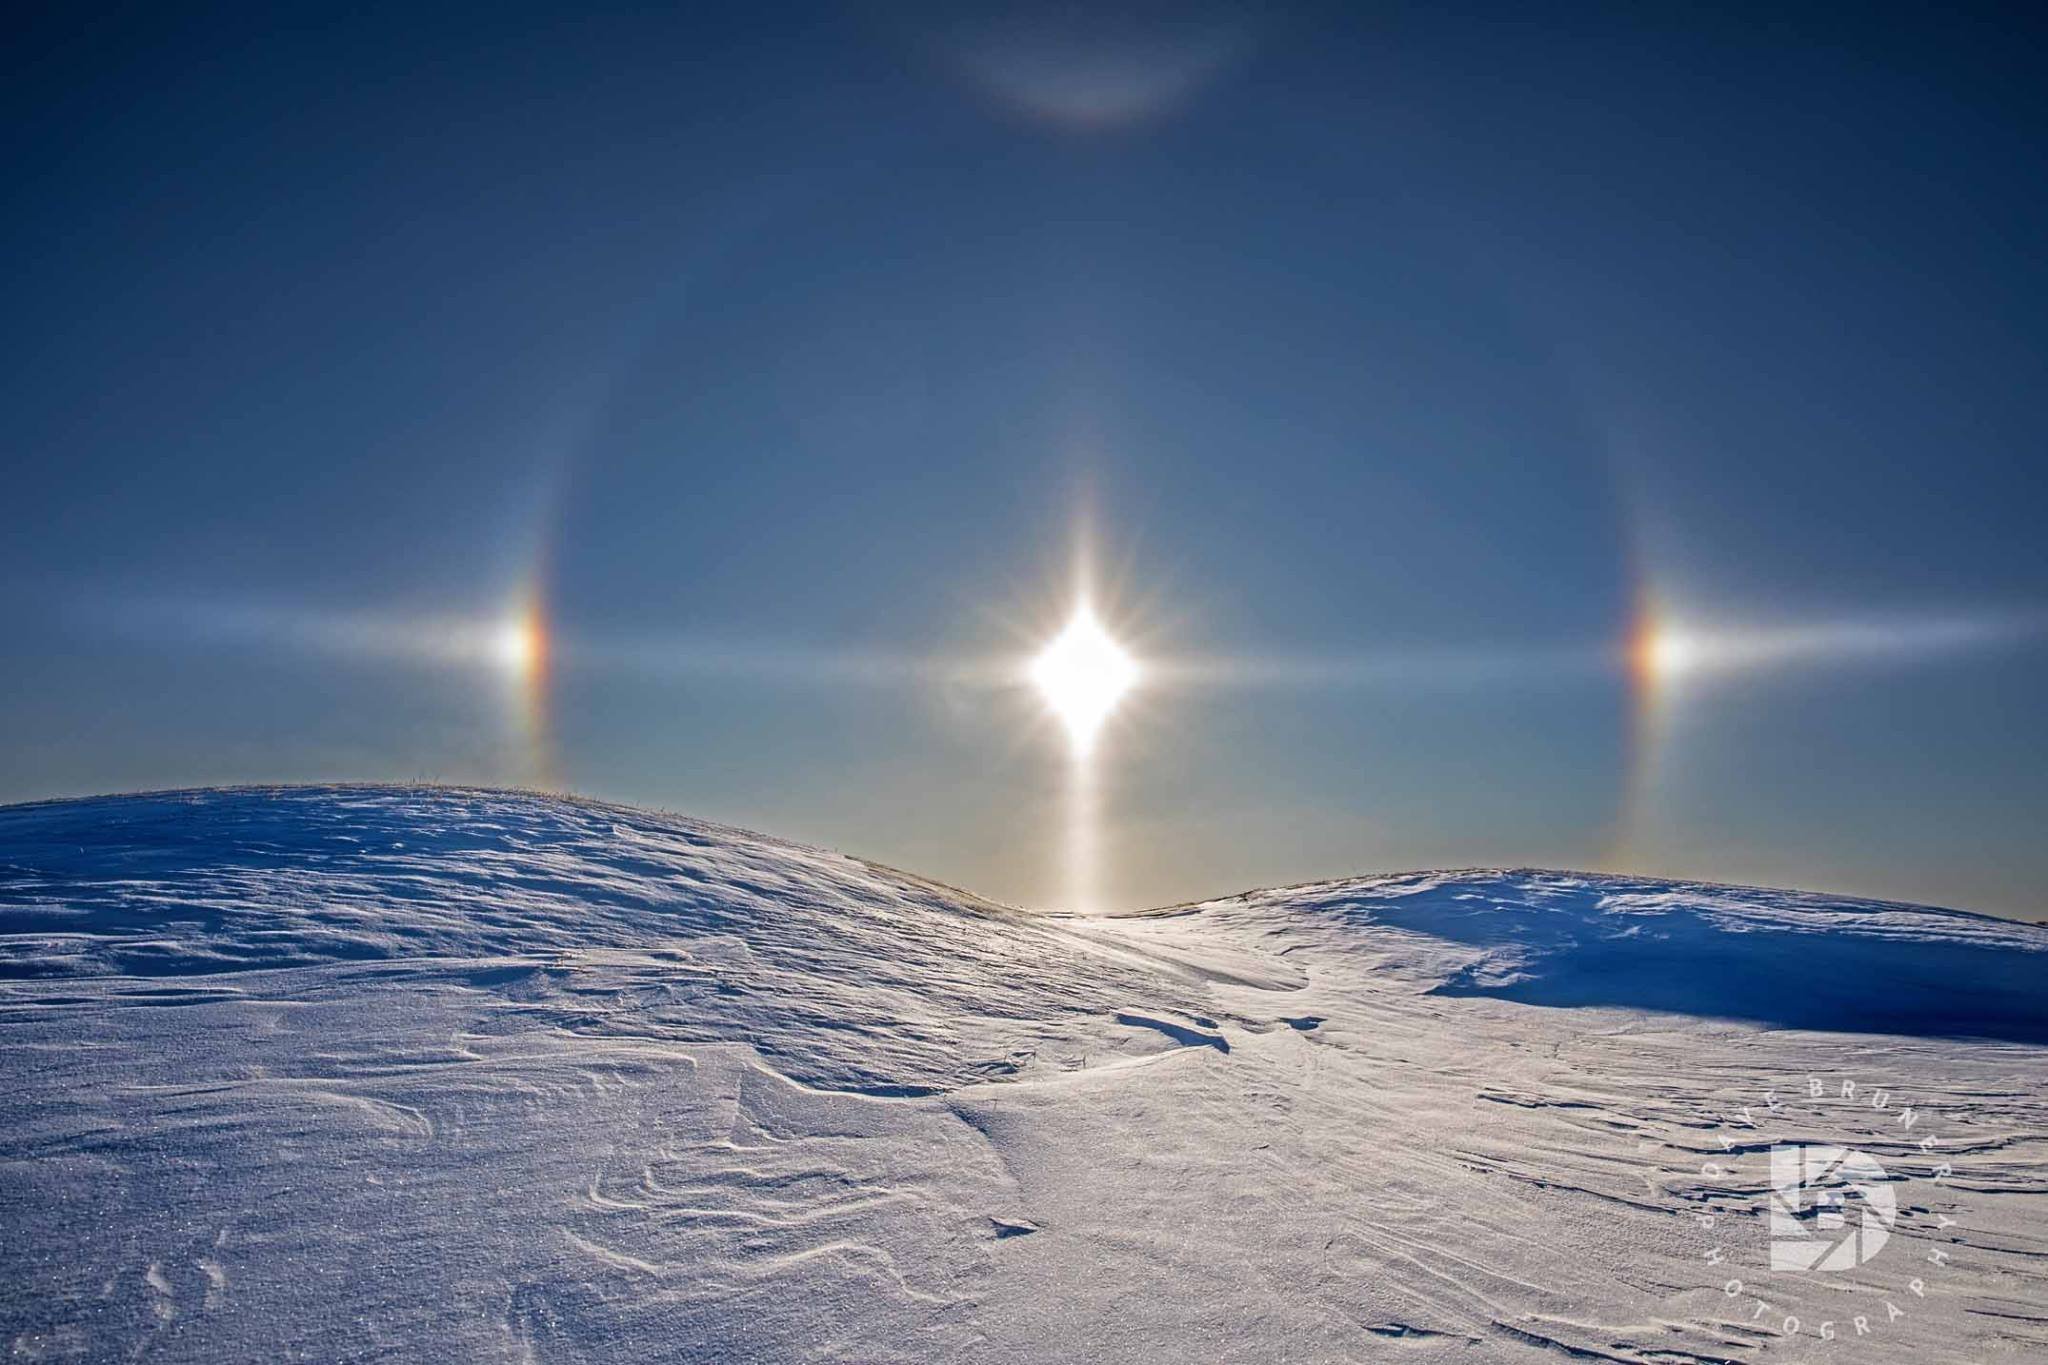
xmin=1031 ymin=599 xmax=1138 ymax=914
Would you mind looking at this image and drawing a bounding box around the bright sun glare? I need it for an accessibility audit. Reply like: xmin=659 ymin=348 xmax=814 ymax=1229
xmin=1032 ymin=603 xmax=1139 ymax=755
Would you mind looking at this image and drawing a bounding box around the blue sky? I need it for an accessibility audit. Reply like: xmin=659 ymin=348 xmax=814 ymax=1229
xmin=5 ymin=3 xmax=2045 ymax=918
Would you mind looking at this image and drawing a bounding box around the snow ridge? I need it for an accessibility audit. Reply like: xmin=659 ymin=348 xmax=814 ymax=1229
xmin=3 ymin=786 xmax=2044 ymax=1363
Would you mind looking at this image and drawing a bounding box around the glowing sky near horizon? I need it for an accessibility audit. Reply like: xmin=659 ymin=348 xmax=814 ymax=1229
xmin=5 ymin=3 xmax=2048 ymax=920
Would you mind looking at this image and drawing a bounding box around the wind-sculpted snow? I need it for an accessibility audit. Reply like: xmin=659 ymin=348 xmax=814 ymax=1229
xmin=1177 ymin=869 xmax=2048 ymax=1041
xmin=3 ymin=788 xmax=2046 ymax=1363
xmin=0 ymin=787 xmax=1178 ymax=1093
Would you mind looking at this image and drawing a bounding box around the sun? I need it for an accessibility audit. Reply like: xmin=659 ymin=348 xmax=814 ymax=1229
xmin=1031 ymin=602 xmax=1139 ymax=755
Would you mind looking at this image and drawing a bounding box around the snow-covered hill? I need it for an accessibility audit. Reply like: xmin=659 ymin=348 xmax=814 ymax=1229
xmin=3 ymin=787 xmax=2044 ymax=1362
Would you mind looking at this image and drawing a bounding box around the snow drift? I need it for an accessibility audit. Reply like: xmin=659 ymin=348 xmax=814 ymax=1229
xmin=3 ymin=787 xmax=2044 ymax=1362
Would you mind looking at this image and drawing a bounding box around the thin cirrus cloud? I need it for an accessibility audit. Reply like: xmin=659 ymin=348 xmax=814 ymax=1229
xmin=1636 ymin=607 xmax=2048 ymax=688
xmin=67 ymin=592 xmax=540 ymax=676
xmin=63 ymin=585 xmax=2048 ymax=712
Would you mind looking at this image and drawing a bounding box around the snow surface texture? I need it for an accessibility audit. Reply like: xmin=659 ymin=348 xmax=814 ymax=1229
xmin=3 ymin=786 xmax=2045 ymax=1362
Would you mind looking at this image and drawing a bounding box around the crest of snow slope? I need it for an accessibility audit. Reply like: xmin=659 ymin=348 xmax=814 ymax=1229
xmin=1155 ymin=868 xmax=2048 ymax=1040
xmin=3 ymin=787 xmax=2047 ymax=1364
